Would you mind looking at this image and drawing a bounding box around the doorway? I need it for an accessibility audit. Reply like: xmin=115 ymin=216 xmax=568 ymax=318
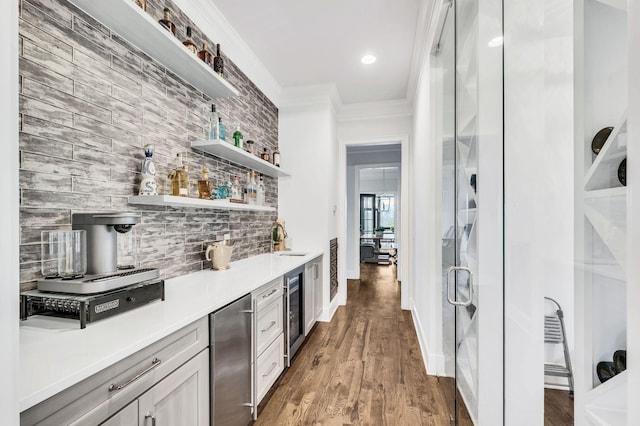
xmin=338 ymin=140 xmax=410 ymax=311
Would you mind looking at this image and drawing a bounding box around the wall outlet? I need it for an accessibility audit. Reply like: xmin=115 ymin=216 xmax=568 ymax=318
xmin=223 ymin=233 xmax=230 ymax=240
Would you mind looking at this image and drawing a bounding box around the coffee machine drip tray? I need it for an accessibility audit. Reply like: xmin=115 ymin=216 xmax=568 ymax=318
xmin=37 ymin=268 xmax=160 ymax=294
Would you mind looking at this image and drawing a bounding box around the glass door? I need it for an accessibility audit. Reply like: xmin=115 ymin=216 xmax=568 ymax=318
xmin=438 ymin=0 xmax=503 ymax=423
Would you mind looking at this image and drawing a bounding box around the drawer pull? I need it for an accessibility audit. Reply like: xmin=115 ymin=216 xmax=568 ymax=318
xmin=261 ymin=321 xmax=277 ymax=333
xmin=262 ymin=362 xmax=278 ymax=377
xmin=263 ymin=288 xmax=278 ymax=299
xmin=144 ymin=412 xmax=157 ymax=426
xmin=108 ymin=357 xmax=162 ymax=392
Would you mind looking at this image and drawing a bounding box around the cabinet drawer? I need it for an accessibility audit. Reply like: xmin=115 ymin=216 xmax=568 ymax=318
xmin=256 ymin=333 xmax=284 ymax=403
xmin=253 ymin=277 xmax=283 ymax=310
xmin=22 ymin=317 xmax=208 ymax=426
xmin=256 ymin=297 xmax=283 ymax=356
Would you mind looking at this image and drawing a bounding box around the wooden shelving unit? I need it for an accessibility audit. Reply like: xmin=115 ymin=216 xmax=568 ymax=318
xmin=192 ymin=140 xmax=289 ymax=178
xmin=68 ymin=0 xmax=239 ymax=100
xmin=128 ymin=195 xmax=276 ymax=212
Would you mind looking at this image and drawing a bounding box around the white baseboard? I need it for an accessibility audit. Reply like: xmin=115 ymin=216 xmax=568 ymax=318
xmin=346 ymin=268 xmax=359 ymax=280
xmin=411 ymin=307 xmax=437 ymax=376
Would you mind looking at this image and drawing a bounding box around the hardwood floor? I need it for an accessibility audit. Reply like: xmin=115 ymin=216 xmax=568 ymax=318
xmin=544 ymin=389 xmax=573 ymax=425
xmin=255 ymin=263 xmax=461 ymax=425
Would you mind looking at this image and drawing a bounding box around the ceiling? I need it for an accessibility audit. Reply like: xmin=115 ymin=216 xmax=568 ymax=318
xmin=212 ymin=0 xmax=421 ymax=105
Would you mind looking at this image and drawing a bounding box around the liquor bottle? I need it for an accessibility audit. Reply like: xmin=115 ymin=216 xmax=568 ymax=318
xmin=273 ymin=146 xmax=281 ymax=167
xmin=213 ymin=43 xmax=224 ymax=77
xmin=243 ymin=171 xmax=250 ymax=203
xmin=247 ymin=171 xmax=257 ymax=205
xmin=231 ymin=175 xmax=242 ymax=201
xmin=158 ymin=8 xmax=176 ymax=35
xmin=132 ymin=0 xmax=146 ymax=11
xmin=198 ymin=43 xmax=213 ymax=66
xmin=218 ymin=117 xmax=227 ymax=141
xmin=207 ymin=104 xmax=219 ymax=140
xmin=139 ymin=144 xmax=158 ymax=195
xmin=232 ymin=126 xmax=243 ymax=149
xmin=169 ymin=153 xmax=188 ymax=197
xmin=198 ymin=166 xmax=212 ymax=199
xmin=257 ymin=173 xmax=265 ymax=206
xmin=260 ymin=147 xmax=270 ymax=162
xmin=245 ymin=140 xmax=255 ymax=155
xmin=182 ymin=26 xmax=197 ymax=55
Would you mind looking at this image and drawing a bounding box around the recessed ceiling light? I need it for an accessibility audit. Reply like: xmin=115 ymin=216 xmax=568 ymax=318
xmin=488 ymin=36 xmax=503 ymax=47
xmin=361 ymin=55 xmax=376 ymax=65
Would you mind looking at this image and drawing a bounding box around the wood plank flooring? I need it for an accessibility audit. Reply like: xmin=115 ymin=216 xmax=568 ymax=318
xmin=255 ymin=263 xmax=575 ymax=425
xmin=544 ymin=389 xmax=573 ymax=425
xmin=255 ymin=263 xmax=459 ymax=425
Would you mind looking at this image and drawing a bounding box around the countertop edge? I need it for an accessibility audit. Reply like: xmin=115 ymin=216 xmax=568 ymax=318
xmin=19 ymin=251 xmax=323 ymax=412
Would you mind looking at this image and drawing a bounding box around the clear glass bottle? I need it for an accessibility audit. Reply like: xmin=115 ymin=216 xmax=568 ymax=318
xmin=198 ymin=42 xmax=213 ymax=66
xmin=260 ymin=147 xmax=270 ymax=162
xmin=183 ymin=26 xmax=197 ymax=55
xmin=207 ymin=104 xmax=219 ymax=140
xmin=232 ymin=126 xmax=243 ymax=149
xmin=257 ymin=173 xmax=265 ymax=206
xmin=198 ymin=166 xmax=212 ymax=199
xmin=231 ymin=175 xmax=242 ymax=201
xmin=242 ymin=171 xmax=250 ymax=203
xmin=158 ymin=8 xmax=176 ymax=35
xmin=245 ymin=140 xmax=255 ymax=155
xmin=218 ymin=117 xmax=227 ymax=141
xmin=213 ymin=43 xmax=224 ymax=77
xmin=247 ymin=171 xmax=257 ymax=205
xmin=273 ymin=146 xmax=281 ymax=167
xmin=169 ymin=153 xmax=189 ymax=197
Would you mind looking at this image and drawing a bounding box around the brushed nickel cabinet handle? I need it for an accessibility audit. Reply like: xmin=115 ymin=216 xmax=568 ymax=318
xmin=108 ymin=357 xmax=161 ymax=392
xmin=262 ymin=362 xmax=278 ymax=377
xmin=144 ymin=412 xmax=157 ymax=426
xmin=261 ymin=321 xmax=276 ymax=333
xmin=263 ymin=288 xmax=277 ymax=298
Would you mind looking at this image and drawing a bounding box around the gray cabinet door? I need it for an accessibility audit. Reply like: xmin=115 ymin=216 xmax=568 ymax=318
xmin=101 ymin=401 xmax=138 ymax=426
xmin=137 ymin=349 xmax=209 ymax=426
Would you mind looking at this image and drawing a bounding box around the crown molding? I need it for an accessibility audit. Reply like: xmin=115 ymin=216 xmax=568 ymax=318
xmin=173 ymin=0 xmax=283 ymax=106
xmin=406 ymin=0 xmax=442 ymax=104
xmin=337 ymin=99 xmax=413 ymax=123
xmin=278 ymin=84 xmax=343 ymax=113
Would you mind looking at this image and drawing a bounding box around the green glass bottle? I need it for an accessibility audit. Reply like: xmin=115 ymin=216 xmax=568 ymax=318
xmin=232 ymin=126 xmax=243 ymax=149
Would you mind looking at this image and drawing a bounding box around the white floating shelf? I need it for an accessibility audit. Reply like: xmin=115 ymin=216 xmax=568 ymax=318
xmin=128 ymin=195 xmax=276 ymax=212
xmin=584 ymin=114 xmax=627 ymax=191
xmin=68 ymin=0 xmax=239 ymax=99
xmin=191 ymin=139 xmax=289 ymax=178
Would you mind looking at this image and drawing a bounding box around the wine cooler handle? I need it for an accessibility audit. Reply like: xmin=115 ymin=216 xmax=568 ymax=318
xmin=284 ymin=279 xmax=291 ymax=368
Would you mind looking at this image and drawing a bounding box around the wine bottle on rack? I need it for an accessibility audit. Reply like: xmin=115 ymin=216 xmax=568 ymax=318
xmin=198 ymin=43 xmax=213 ymax=66
xmin=213 ymin=44 xmax=224 ymax=77
xmin=158 ymin=8 xmax=176 ymax=35
xmin=182 ymin=26 xmax=197 ymax=55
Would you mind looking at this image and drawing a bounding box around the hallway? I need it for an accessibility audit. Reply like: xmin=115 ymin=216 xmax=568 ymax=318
xmin=255 ymin=263 xmax=462 ymax=425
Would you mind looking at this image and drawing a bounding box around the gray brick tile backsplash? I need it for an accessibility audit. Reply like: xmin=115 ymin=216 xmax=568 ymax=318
xmin=19 ymin=0 xmax=279 ymax=290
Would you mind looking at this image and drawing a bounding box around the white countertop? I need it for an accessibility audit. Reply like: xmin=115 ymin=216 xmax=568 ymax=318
xmin=19 ymin=251 xmax=322 ymax=412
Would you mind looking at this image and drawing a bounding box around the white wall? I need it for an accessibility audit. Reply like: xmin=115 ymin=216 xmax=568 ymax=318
xmin=2 ymin=0 xmax=19 ymax=422
xmin=410 ymin=14 xmax=441 ymax=377
xmin=278 ymin=90 xmax=339 ymax=320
